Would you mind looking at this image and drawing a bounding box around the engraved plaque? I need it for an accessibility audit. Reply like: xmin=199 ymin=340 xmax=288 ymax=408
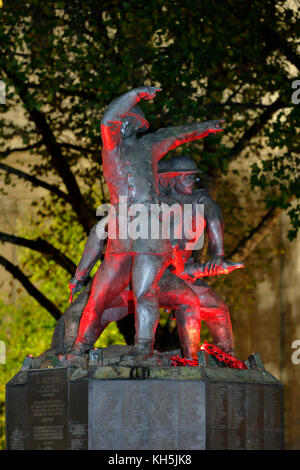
xmin=68 ymin=380 xmax=88 ymax=450
xmin=6 ymin=425 xmax=27 ymax=450
xmin=89 ymin=379 xmax=206 ymax=450
xmin=28 ymin=369 xmax=68 ymax=450
xmin=149 ymin=382 xmax=177 ymax=429
xmin=89 ymin=380 xmax=122 ymax=449
xmin=245 ymin=384 xmax=264 ymax=449
xmin=227 ymin=383 xmax=246 ymax=449
xmin=177 ymin=381 xmax=206 ymax=450
xmin=263 ymin=384 xmax=283 ymax=450
xmin=69 ymin=424 xmax=88 ymax=450
xmin=206 ymin=381 xmax=283 ymax=450
xmin=6 ymin=384 xmax=29 ymax=450
xmin=206 ymin=382 xmax=228 ymax=449
xmin=264 ymin=384 xmax=282 ymax=429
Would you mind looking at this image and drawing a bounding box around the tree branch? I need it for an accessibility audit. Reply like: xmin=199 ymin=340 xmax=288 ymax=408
xmin=0 ymin=141 xmax=43 ymax=158
xmin=262 ymin=24 xmax=300 ymax=71
xmin=29 ymin=107 xmax=96 ymax=233
xmin=0 ymin=129 xmax=96 ymax=157
xmin=0 ymin=162 xmax=70 ymax=202
xmin=229 ymin=6 xmax=300 ymax=72
xmin=59 ymin=142 xmax=97 ymax=153
xmin=229 ymin=206 xmax=282 ymax=262
xmin=26 ymin=81 xmax=98 ymax=101
xmin=0 ymin=232 xmax=76 ymax=275
xmin=207 ymin=101 xmax=293 ymax=111
xmin=0 ymin=255 xmax=62 ymax=320
xmin=225 ymin=97 xmax=286 ymax=164
xmin=4 ymin=68 xmax=96 ymax=233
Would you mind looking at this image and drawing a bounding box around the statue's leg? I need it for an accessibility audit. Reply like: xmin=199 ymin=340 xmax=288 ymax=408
xmin=62 ymin=285 xmax=131 ymax=352
xmin=130 ymin=253 xmax=171 ymax=356
xmin=192 ymin=281 xmax=234 ymax=355
xmin=71 ymin=254 xmax=132 ymax=354
xmin=159 ymin=272 xmax=202 ymax=359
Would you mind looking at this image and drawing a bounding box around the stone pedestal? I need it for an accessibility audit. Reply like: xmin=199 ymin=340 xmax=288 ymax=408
xmin=6 ymin=361 xmax=284 ymax=450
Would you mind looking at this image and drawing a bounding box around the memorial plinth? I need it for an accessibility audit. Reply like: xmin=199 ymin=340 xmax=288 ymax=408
xmin=6 ymin=353 xmax=284 ymax=450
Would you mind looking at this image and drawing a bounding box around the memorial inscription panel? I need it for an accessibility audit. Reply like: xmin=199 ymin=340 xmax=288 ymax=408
xmin=263 ymin=384 xmax=284 ymax=449
xmin=68 ymin=380 xmax=89 ymax=450
xmin=89 ymin=379 xmax=206 ymax=450
xmin=6 ymin=368 xmax=283 ymax=450
xmin=206 ymin=381 xmax=283 ymax=449
xmin=6 ymin=383 xmax=29 ymax=450
xmin=28 ymin=369 xmax=68 ymax=449
xmin=6 ymin=368 xmax=89 ymax=450
xmin=245 ymin=383 xmax=264 ymax=449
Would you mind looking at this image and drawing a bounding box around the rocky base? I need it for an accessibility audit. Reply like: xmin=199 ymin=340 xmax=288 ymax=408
xmin=25 ymin=345 xmax=180 ymax=370
xmin=20 ymin=342 xmax=266 ymax=376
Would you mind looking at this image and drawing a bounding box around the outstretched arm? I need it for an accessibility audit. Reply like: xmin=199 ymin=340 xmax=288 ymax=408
xmin=183 ymin=258 xmax=244 ymax=280
xmin=141 ymin=120 xmax=223 ymax=161
xmin=69 ymin=218 xmax=107 ymax=302
xmin=101 ymin=86 xmax=161 ymax=150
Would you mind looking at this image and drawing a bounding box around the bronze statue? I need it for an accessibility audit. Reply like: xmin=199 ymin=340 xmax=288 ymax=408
xmin=65 ymin=87 xmax=224 ymax=362
xmin=40 ymin=155 xmax=243 ymax=368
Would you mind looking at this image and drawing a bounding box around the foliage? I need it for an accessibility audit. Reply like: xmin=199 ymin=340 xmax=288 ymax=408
xmin=0 ymin=0 xmax=298 ymax=231
xmin=0 ymin=295 xmax=55 ymax=449
xmin=0 ymin=0 xmax=299 ymax=447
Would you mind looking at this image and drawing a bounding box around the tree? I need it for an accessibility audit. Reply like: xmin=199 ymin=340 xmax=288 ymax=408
xmin=0 ymin=1 xmax=299 ymax=339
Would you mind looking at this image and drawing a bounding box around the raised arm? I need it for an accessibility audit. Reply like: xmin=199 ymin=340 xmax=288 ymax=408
xmin=141 ymin=120 xmax=223 ymax=161
xmin=69 ymin=218 xmax=107 ymax=302
xmin=101 ymin=86 xmax=161 ymax=150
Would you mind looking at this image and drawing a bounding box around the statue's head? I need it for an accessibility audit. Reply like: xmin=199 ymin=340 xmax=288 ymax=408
xmin=121 ymin=105 xmax=149 ymax=138
xmin=158 ymin=155 xmax=201 ymax=195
